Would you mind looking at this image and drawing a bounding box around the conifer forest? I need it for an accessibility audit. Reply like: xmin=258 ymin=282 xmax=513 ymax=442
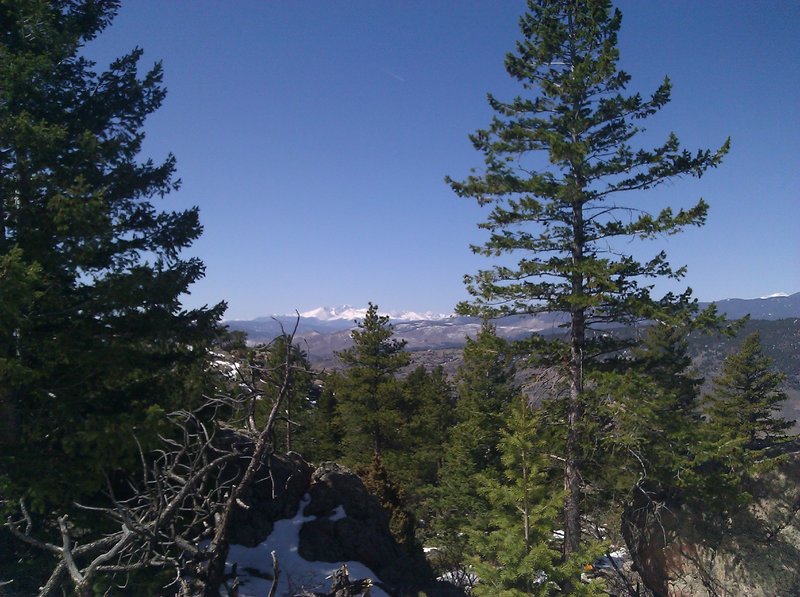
xmin=1 ymin=1 xmax=798 ymax=596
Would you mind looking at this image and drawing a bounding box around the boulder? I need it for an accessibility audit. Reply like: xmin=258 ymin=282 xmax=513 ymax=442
xmin=299 ymin=462 xmax=402 ymax=575
xmin=218 ymin=436 xmax=312 ymax=547
xmin=222 ymin=456 xmax=463 ymax=595
xmin=625 ymin=453 xmax=800 ymax=596
xmin=298 ymin=462 xmax=463 ymax=596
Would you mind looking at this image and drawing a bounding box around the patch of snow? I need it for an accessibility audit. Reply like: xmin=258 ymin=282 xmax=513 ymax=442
xmin=211 ymin=359 xmax=241 ymax=379
xmin=328 ymin=505 xmax=346 ymax=522
xmin=299 ymin=305 xmax=367 ymax=321
xmin=438 ymin=569 xmax=479 ymax=590
xmin=759 ymin=292 xmax=789 ymax=299
xmin=222 ymin=495 xmax=390 ymax=597
xmin=594 ymin=548 xmax=628 ymax=570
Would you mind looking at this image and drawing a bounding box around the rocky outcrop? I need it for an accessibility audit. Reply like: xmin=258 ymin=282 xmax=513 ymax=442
xmin=225 ymin=458 xmax=462 ymax=596
xmin=298 ymin=462 xmax=461 ymax=596
xmin=625 ymin=453 xmax=800 ymax=596
xmin=227 ymin=449 xmax=313 ymax=547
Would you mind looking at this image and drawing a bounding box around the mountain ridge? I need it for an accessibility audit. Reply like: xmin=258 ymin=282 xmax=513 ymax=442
xmin=224 ymin=292 xmax=800 ymax=366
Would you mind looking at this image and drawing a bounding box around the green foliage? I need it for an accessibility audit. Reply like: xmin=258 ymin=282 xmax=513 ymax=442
xmin=390 ymin=364 xmax=455 ymax=491
xmin=0 ymin=0 xmax=223 ymax=505
xmin=470 ymin=396 xmax=606 ymax=596
xmin=592 ymin=324 xmax=706 ymax=502
xmin=360 ymin=451 xmax=417 ymax=551
xmin=256 ymin=335 xmax=315 ymax=453
xmin=299 ymin=372 xmax=343 ymax=464
xmin=688 ymin=318 xmax=800 ymax=391
xmin=707 ymin=331 xmax=793 ymax=451
xmin=448 ymin=0 xmax=728 ymax=563
xmin=436 ymin=323 xmax=517 ymax=536
xmin=333 ymin=302 xmax=410 ymax=463
xmin=213 ymin=325 xmax=249 ymax=356
xmin=696 ymin=332 xmax=796 ymax=505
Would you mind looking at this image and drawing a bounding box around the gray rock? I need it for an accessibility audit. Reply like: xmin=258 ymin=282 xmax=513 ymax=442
xmin=225 ymin=446 xmax=313 ymax=547
xmin=299 ymin=463 xmax=403 ymax=583
xmin=626 ymin=452 xmax=800 ymax=596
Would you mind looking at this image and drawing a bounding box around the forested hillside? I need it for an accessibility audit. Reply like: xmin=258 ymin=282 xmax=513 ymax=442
xmin=2 ymin=1 xmax=797 ymax=596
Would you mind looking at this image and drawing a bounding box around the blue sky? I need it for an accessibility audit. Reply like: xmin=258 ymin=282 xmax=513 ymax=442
xmin=85 ymin=1 xmax=799 ymax=320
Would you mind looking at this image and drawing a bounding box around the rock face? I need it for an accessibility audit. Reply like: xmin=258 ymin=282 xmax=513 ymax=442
xmin=226 ymin=458 xmax=461 ymax=596
xmin=626 ymin=454 xmax=800 ymax=596
xmin=227 ymin=449 xmax=313 ymax=547
xmin=298 ymin=462 xmax=453 ymax=596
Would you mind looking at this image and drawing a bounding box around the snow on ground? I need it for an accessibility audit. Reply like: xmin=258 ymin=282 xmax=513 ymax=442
xmin=594 ymin=547 xmax=628 ymax=571
xmin=209 ymin=351 xmax=242 ymax=379
xmin=223 ymin=495 xmax=390 ymax=597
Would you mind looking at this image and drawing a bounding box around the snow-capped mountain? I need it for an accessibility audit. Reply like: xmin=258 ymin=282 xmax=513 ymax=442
xmin=703 ymin=291 xmax=800 ymax=320
xmin=223 ymin=293 xmax=800 ymax=367
xmin=298 ymin=305 xmax=452 ymax=322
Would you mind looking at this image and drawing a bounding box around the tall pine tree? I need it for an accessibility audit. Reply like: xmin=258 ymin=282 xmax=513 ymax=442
xmin=0 ymin=0 xmax=223 ymax=504
xmin=448 ymin=0 xmax=728 ymax=567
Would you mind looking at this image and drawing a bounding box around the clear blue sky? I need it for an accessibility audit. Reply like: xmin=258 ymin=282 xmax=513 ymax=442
xmin=85 ymin=1 xmax=799 ymax=320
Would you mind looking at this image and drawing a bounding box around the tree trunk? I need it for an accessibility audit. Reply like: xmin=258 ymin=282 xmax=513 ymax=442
xmin=564 ymin=193 xmax=586 ymax=582
xmin=564 ymin=309 xmax=584 ymax=557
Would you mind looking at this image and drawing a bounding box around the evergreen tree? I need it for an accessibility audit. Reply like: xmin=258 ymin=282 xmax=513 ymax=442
xmin=334 ymin=302 xmax=410 ymax=465
xmin=397 ymin=364 xmax=455 ymax=490
xmin=429 ymin=324 xmax=517 ymax=576
xmin=0 ymin=0 xmax=223 ymax=504
xmin=361 ymin=451 xmax=418 ymax=552
xmin=470 ymin=396 xmax=604 ymax=596
xmin=596 ymin=323 xmax=705 ymax=504
xmin=258 ymin=335 xmax=315 ymax=453
xmin=447 ymin=0 xmax=727 ymax=564
xmin=300 ymin=372 xmax=343 ymax=464
xmin=438 ymin=323 xmax=517 ymax=528
xmin=702 ymin=332 xmax=794 ymax=484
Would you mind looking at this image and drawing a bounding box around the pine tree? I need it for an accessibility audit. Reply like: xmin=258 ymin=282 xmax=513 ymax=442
xmin=430 ymin=323 xmax=517 ymax=575
xmin=447 ymin=0 xmax=727 ymax=564
xmin=397 ymin=364 xmax=455 ymax=490
xmin=470 ymin=396 xmax=604 ymax=596
xmin=300 ymin=372 xmax=343 ymax=464
xmin=703 ymin=332 xmax=794 ymax=481
xmin=0 ymin=0 xmax=223 ymax=504
xmin=439 ymin=323 xmax=517 ymax=524
xmin=597 ymin=323 xmax=705 ymax=502
xmin=334 ymin=302 xmax=410 ymax=465
xmin=256 ymin=335 xmax=315 ymax=453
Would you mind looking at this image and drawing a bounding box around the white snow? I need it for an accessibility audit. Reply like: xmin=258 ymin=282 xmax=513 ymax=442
xmin=594 ymin=548 xmax=628 ymax=570
xmin=222 ymin=495 xmax=390 ymax=597
xmin=328 ymin=505 xmax=347 ymax=522
xmin=209 ymin=352 xmax=242 ymax=379
xmin=298 ymin=305 xmax=452 ymax=322
xmin=759 ymin=292 xmax=789 ymax=299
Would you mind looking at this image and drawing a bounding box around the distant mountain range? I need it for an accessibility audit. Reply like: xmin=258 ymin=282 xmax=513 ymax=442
xmin=296 ymin=305 xmax=450 ymax=323
xmin=702 ymin=292 xmax=800 ymax=320
xmin=224 ymin=293 xmax=800 ymax=427
xmin=224 ymin=292 xmax=799 ymax=366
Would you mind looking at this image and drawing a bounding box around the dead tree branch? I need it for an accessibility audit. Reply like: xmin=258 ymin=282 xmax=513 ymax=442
xmin=5 ymin=321 xmax=303 ymax=596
